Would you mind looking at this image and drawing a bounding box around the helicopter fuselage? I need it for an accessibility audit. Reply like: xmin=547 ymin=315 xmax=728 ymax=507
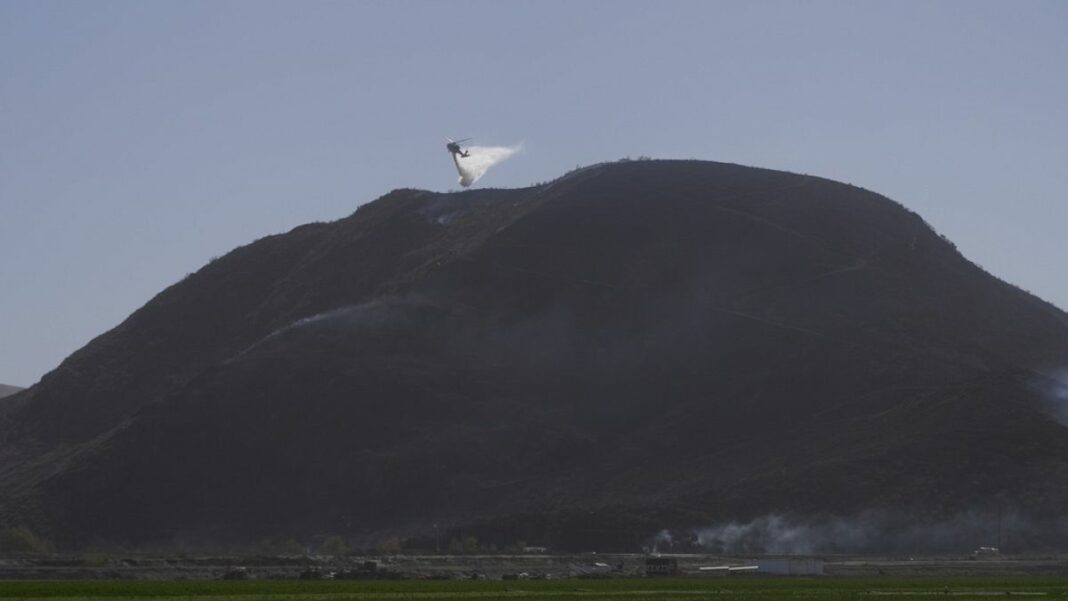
xmin=446 ymin=142 xmax=469 ymax=157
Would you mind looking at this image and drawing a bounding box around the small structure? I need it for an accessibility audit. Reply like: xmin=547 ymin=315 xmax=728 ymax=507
xmin=645 ymin=556 xmax=679 ymax=577
xmin=756 ymin=558 xmax=824 ymax=576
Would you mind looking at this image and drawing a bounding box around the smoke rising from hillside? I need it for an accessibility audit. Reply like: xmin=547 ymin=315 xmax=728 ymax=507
xmin=651 ymin=529 xmax=673 ymax=554
xmin=1030 ymin=369 xmax=1068 ymax=426
xmin=690 ymin=510 xmax=1068 ymax=554
xmin=1049 ymin=372 xmax=1068 ymax=426
xmin=452 ymin=144 xmax=521 ymax=187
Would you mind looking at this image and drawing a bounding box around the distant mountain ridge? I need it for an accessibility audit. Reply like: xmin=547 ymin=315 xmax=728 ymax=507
xmin=0 ymin=384 xmax=22 ymax=399
xmin=2 ymin=160 xmax=1068 ymax=552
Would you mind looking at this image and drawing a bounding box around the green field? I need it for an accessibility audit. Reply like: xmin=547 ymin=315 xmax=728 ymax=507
xmin=2 ymin=578 xmax=1068 ymax=601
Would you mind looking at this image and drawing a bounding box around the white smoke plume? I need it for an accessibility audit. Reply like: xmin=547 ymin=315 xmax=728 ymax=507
xmin=1029 ymin=369 xmax=1068 ymax=427
xmin=452 ymin=144 xmax=521 ymax=187
xmin=690 ymin=510 xmax=1068 ymax=554
xmin=650 ymin=529 xmax=673 ymax=554
xmin=1048 ymin=370 xmax=1068 ymax=423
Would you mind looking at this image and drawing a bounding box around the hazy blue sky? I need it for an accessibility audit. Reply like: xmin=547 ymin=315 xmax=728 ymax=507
xmin=2 ymin=1 xmax=1066 ymax=386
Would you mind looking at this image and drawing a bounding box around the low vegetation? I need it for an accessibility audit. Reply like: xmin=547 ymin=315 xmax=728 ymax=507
xmin=1 ymin=578 xmax=1067 ymax=601
xmin=0 ymin=526 xmax=54 ymax=553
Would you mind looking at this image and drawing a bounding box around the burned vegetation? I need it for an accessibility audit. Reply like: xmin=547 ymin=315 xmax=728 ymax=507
xmin=3 ymin=160 xmax=1068 ymax=553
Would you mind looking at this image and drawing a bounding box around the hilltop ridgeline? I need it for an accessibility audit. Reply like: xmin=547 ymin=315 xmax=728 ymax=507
xmin=3 ymin=160 xmax=1068 ymax=552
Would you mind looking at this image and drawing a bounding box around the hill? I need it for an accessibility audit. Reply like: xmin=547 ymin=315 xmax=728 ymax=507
xmin=0 ymin=384 xmax=22 ymax=399
xmin=2 ymin=160 xmax=1068 ymax=552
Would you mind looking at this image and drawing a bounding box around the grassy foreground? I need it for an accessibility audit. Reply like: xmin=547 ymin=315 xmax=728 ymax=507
xmin=2 ymin=578 xmax=1068 ymax=601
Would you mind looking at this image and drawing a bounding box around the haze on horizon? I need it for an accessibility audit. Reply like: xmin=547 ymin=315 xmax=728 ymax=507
xmin=1 ymin=0 xmax=1066 ymax=387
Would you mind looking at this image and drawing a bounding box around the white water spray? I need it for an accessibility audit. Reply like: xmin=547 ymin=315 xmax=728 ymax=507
xmin=452 ymin=144 xmax=521 ymax=187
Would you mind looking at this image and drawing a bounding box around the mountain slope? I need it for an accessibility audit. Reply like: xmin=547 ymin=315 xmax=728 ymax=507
xmin=0 ymin=384 xmax=22 ymax=399
xmin=3 ymin=160 xmax=1068 ymax=551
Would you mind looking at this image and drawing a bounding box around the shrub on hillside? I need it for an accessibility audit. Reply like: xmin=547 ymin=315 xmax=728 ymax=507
xmin=0 ymin=526 xmax=54 ymax=553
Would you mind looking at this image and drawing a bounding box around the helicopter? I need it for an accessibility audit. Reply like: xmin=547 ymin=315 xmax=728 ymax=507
xmin=445 ymin=137 xmax=471 ymax=158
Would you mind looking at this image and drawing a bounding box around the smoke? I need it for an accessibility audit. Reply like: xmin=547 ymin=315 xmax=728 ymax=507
xmin=650 ymin=529 xmax=673 ymax=554
xmin=1029 ymin=369 xmax=1068 ymax=427
xmin=691 ymin=510 xmax=1068 ymax=554
xmin=452 ymin=144 xmax=521 ymax=187
xmin=1045 ymin=370 xmax=1068 ymax=425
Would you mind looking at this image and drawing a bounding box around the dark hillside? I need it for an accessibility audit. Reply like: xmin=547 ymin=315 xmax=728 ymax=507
xmin=3 ymin=161 xmax=1068 ymax=551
